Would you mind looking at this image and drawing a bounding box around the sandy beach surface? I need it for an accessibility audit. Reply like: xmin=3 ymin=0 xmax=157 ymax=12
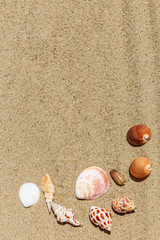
xmin=1 ymin=1 xmax=160 ymax=239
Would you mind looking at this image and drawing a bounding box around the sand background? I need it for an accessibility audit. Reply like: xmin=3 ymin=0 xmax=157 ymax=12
xmin=0 ymin=1 xmax=160 ymax=239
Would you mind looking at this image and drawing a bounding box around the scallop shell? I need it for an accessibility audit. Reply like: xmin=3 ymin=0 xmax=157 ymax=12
xmin=51 ymin=203 xmax=82 ymax=227
xmin=19 ymin=183 xmax=40 ymax=208
xmin=42 ymin=174 xmax=55 ymax=213
xmin=75 ymin=166 xmax=110 ymax=200
xmin=110 ymin=169 xmax=126 ymax=186
xmin=112 ymin=196 xmax=136 ymax=214
xmin=89 ymin=206 xmax=112 ymax=232
xmin=127 ymin=124 xmax=151 ymax=146
xmin=129 ymin=157 xmax=152 ymax=181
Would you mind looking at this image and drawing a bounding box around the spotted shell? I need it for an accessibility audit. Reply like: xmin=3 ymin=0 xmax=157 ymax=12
xmin=112 ymin=196 xmax=136 ymax=214
xmin=127 ymin=125 xmax=151 ymax=146
xmin=51 ymin=203 xmax=82 ymax=227
xmin=89 ymin=206 xmax=112 ymax=232
xmin=75 ymin=166 xmax=110 ymax=200
xmin=129 ymin=157 xmax=152 ymax=181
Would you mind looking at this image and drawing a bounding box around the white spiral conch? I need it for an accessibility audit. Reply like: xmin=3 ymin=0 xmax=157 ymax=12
xmin=51 ymin=203 xmax=82 ymax=226
xmin=42 ymin=174 xmax=82 ymax=227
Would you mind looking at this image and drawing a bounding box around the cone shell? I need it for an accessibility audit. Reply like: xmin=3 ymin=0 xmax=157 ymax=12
xmin=75 ymin=166 xmax=110 ymax=200
xmin=112 ymin=196 xmax=136 ymax=214
xmin=127 ymin=125 xmax=151 ymax=146
xmin=129 ymin=157 xmax=152 ymax=181
xmin=42 ymin=174 xmax=55 ymax=213
xmin=89 ymin=206 xmax=112 ymax=232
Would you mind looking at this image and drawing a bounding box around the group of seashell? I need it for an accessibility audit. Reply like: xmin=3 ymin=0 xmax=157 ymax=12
xmin=127 ymin=124 xmax=152 ymax=181
xmin=19 ymin=124 xmax=152 ymax=233
xmin=41 ymin=167 xmax=136 ymax=232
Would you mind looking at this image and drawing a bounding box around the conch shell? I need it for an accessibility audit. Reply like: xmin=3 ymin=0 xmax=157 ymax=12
xmin=51 ymin=203 xmax=82 ymax=227
xmin=75 ymin=166 xmax=110 ymax=200
xmin=127 ymin=124 xmax=151 ymax=146
xmin=42 ymin=174 xmax=82 ymax=227
xmin=112 ymin=196 xmax=136 ymax=214
xmin=89 ymin=206 xmax=112 ymax=232
xmin=42 ymin=174 xmax=55 ymax=213
xmin=129 ymin=157 xmax=152 ymax=181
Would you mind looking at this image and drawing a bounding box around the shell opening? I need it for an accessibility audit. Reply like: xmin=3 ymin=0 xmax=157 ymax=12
xmin=143 ymin=134 xmax=149 ymax=141
xmin=146 ymin=164 xmax=152 ymax=171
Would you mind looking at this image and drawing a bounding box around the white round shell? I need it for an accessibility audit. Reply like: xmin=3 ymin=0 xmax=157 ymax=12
xmin=19 ymin=183 xmax=40 ymax=207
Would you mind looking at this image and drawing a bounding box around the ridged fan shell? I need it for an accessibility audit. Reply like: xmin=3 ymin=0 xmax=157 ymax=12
xmin=75 ymin=166 xmax=110 ymax=200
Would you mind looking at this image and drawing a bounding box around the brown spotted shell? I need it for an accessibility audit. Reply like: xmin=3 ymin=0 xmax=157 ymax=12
xmin=127 ymin=125 xmax=151 ymax=146
xmin=112 ymin=196 xmax=136 ymax=214
xmin=89 ymin=206 xmax=112 ymax=232
xmin=129 ymin=157 xmax=152 ymax=181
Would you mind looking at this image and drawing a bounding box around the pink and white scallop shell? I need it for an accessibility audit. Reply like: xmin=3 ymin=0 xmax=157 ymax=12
xmin=112 ymin=196 xmax=136 ymax=214
xmin=75 ymin=166 xmax=110 ymax=200
xmin=89 ymin=206 xmax=112 ymax=232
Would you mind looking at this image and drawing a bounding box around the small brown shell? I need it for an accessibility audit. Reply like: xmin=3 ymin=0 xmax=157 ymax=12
xmin=129 ymin=157 xmax=152 ymax=181
xmin=127 ymin=125 xmax=151 ymax=146
xmin=110 ymin=169 xmax=126 ymax=186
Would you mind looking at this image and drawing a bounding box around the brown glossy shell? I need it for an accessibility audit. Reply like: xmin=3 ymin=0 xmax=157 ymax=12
xmin=110 ymin=169 xmax=126 ymax=186
xmin=127 ymin=125 xmax=151 ymax=146
xmin=129 ymin=157 xmax=152 ymax=181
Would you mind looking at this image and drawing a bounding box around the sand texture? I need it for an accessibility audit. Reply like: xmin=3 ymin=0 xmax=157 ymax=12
xmin=1 ymin=1 xmax=160 ymax=239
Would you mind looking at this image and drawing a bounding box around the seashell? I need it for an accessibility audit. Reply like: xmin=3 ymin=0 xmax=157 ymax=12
xmin=19 ymin=183 xmax=40 ymax=208
xmin=75 ymin=166 xmax=110 ymax=200
xmin=112 ymin=196 xmax=136 ymax=214
xmin=110 ymin=169 xmax=126 ymax=186
xmin=129 ymin=157 xmax=152 ymax=181
xmin=51 ymin=203 xmax=82 ymax=227
xmin=89 ymin=206 xmax=112 ymax=232
xmin=127 ymin=124 xmax=151 ymax=146
xmin=42 ymin=174 xmax=55 ymax=213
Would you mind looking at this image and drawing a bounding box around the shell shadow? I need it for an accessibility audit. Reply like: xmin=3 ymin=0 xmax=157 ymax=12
xmin=52 ymin=213 xmax=82 ymax=227
xmin=112 ymin=207 xmax=136 ymax=216
xmin=129 ymin=172 xmax=149 ymax=182
xmin=56 ymin=221 xmax=82 ymax=227
xmin=57 ymin=221 xmax=66 ymax=226
xmin=51 ymin=210 xmax=67 ymax=226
